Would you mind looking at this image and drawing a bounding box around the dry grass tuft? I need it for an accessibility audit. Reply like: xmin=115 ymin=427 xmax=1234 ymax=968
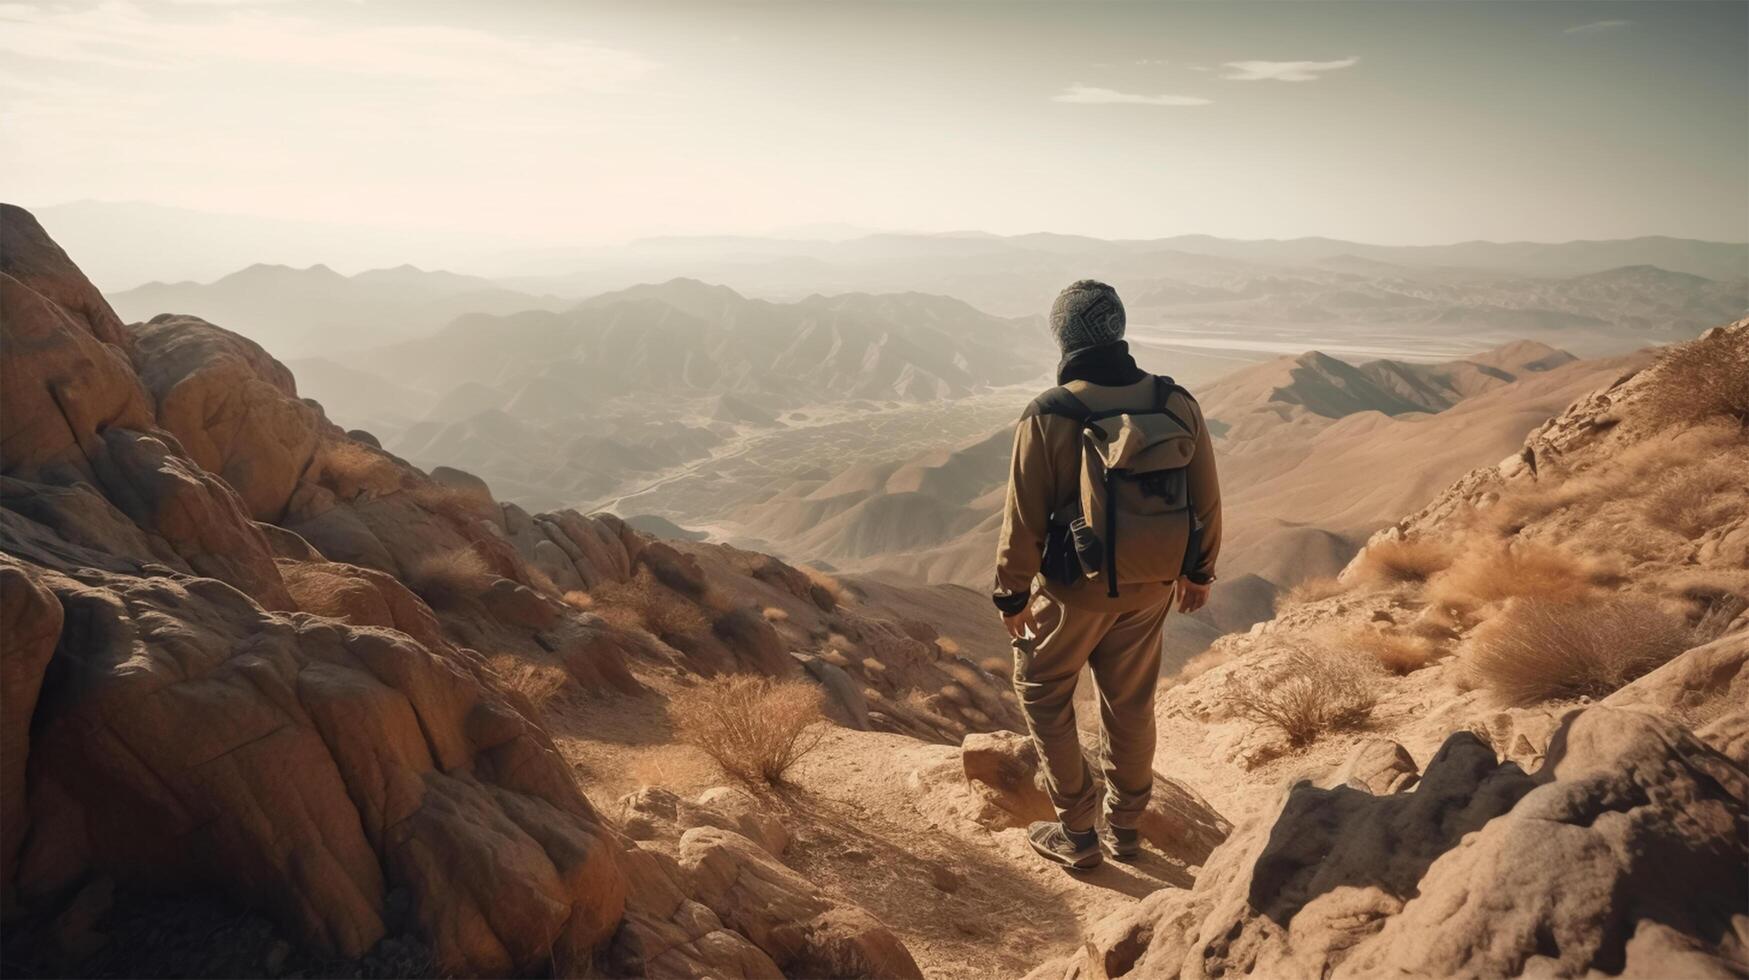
xmin=1349 ymin=536 xmax=1455 ymax=587
xmin=1641 ymin=324 xmax=1749 ymax=427
xmin=800 ymin=566 xmax=846 ymax=609
xmin=1464 ymin=595 xmax=1696 ymax=705
xmin=1427 ymin=540 xmax=1613 ymax=615
xmin=407 ymin=547 xmax=494 ymax=609
xmin=668 ymin=675 xmax=828 ymax=786
xmin=407 ymin=481 xmax=495 ymax=524
xmin=490 ymin=656 xmax=570 ymax=718
xmin=1225 ymin=646 xmax=1380 ymax=747
xmin=935 ymin=635 xmax=962 ymax=657
xmin=318 ymin=440 xmax=396 ymax=492
xmin=762 ymin=606 xmax=790 ymax=623
xmin=585 ymin=574 xmax=718 ymax=660
xmin=563 ymin=590 xmax=594 ymax=611
xmin=1642 ymin=452 xmax=1748 ymax=539
xmin=1339 ymin=627 xmax=1442 ymax=676
xmin=978 ymin=655 xmax=1010 ymax=677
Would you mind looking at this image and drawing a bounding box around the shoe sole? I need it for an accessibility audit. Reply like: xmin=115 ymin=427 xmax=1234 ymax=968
xmin=1029 ymin=837 xmax=1102 ymax=870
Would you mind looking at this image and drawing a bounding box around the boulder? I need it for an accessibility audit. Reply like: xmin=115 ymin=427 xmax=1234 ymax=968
xmin=129 ymin=315 xmax=325 ymax=523
xmin=1030 ymin=707 xmax=1749 ymax=979
xmin=0 ymin=559 xmax=62 ymax=908
xmin=794 ymin=652 xmax=871 ymax=730
xmin=678 ymin=826 xmax=922 ymax=979
xmin=1332 ymin=738 xmax=1420 ymax=795
xmin=9 ymin=559 xmax=626 ymax=976
xmin=608 ymin=845 xmax=781 ymax=979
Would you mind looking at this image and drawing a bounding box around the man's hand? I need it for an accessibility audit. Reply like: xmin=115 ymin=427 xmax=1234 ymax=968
xmin=1002 ymin=605 xmax=1037 ymax=641
xmin=1177 ymin=579 xmax=1212 ymax=614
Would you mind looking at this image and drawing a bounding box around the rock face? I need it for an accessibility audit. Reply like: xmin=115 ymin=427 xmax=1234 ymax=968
xmin=679 ymin=827 xmax=924 ymax=980
xmin=1028 ymin=704 xmax=1749 ymax=980
xmin=2 ymin=205 xmax=944 ymax=977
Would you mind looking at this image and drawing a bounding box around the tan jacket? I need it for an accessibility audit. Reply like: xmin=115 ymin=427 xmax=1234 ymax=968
xmin=994 ymin=374 xmax=1222 ymax=613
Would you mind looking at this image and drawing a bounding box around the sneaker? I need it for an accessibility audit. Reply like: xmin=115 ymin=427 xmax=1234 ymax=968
xmin=1101 ymin=825 xmax=1141 ymax=860
xmin=1027 ymin=821 xmax=1102 ymax=870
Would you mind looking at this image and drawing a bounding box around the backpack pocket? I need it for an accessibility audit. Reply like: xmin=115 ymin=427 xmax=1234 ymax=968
xmin=1109 ymin=508 xmax=1193 ymax=585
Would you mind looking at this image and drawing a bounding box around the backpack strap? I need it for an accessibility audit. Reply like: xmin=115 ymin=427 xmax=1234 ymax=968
xmin=1152 ymin=375 xmax=1195 ymax=433
xmin=1022 ymin=385 xmax=1093 ymax=423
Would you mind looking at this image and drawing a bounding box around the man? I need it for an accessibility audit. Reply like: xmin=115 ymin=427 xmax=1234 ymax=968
xmin=993 ymin=279 xmax=1221 ymax=870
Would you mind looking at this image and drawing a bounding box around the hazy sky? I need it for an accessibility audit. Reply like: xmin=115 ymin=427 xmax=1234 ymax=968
xmin=4 ymin=0 xmax=1746 ymax=247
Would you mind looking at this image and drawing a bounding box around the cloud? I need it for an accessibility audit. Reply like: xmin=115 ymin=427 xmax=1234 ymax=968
xmin=1051 ymin=84 xmax=1210 ymax=106
xmin=1220 ymin=56 xmax=1359 ymax=82
xmin=0 ymin=1 xmax=656 ymax=94
xmin=1564 ymin=19 xmax=1633 ymax=34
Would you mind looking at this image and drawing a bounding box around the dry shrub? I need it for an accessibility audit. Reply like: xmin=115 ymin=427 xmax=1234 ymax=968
xmin=800 ymin=566 xmax=846 ymax=608
xmin=318 ymin=440 xmax=395 ymax=491
xmin=1465 ymin=595 xmax=1696 ymax=705
xmin=1643 ymin=452 xmax=1748 ymax=539
xmin=935 ymin=635 xmax=962 ymax=657
xmin=668 ymin=676 xmax=827 ymax=786
xmin=408 ymin=481 xmax=495 ymax=524
xmin=490 ymin=656 xmax=570 ymax=718
xmin=1281 ymin=576 xmax=1349 ymax=606
xmin=1225 ymin=646 xmax=1380 ymax=747
xmin=592 ymin=574 xmax=713 ymax=647
xmin=1641 ymin=324 xmax=1749 ymax=427
xmin=522 ymin=566 xmax=559 ymax=597
xmin=1427 ymin=540 xmax=1611 ymax=614
xmin=642 ymin=544 xmax=709 ymax=598
xmin=1349 ymin=536 xmax=1455 ymax=587
xmin=408 ymin=547 xmax=494 ymax=609
xmin=762 ymin=606 xmax=790 ymax=623
xmin=563 ymin=590 xmax=594 ymax=611
xmin=1340 ymin=627 xmax=1441 ymax=676
xmin=978 ymin=655 xmax=1010 ymax=676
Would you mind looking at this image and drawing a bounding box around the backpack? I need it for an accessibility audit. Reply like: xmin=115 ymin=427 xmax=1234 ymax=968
xmin=1036 ymin=375 xmax=1203 ymax=598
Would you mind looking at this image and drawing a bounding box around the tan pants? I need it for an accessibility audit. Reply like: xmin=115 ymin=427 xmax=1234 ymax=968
xmin=1011 ymin=590 xmax=1169 ymax=832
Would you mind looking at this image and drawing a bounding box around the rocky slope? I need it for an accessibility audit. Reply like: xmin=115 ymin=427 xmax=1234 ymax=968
xmin=0 ymin=204 xmax=1021 ymax=977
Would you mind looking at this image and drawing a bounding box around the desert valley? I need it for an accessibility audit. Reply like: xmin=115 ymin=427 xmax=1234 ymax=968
xmin=2 ymin=194 xmax=1747 ymax=980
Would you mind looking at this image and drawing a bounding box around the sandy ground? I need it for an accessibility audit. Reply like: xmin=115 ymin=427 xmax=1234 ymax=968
xmin=548 ymin=667 xmax=1194 ymax=980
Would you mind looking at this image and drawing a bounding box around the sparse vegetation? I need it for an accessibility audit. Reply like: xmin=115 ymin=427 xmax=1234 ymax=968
xmin=978 ymin=655 xmax=1010 ymax=677
xmin=316 ymin=440 xmax=397 ymax=494
xmin=1225 ymin=645 xmax=1380 ymax=747
xmin=668 ymin=675 xmax=828 ymax=786
xmin=934 ymin=635 xmax=962 ymax=657
xmin=490 ymin=656 xmax=570 ymax=718
xmin=1339 ymin=627 xmax=1441 ymax=676
xmin=563 ymin=590 xmax=594 ymax=611
xmin=800 ymin=565 xmax=846 ymax=608
xmin=407 ymin=481 xmax=496 ymax=524
xmin=407 ymin=547 xmax=494 ymax=609
xmin=1349 ymin=536 xmax=1455 ymax=587
xmin=1464 ymin=595 xmax=1697 ymax=705
xmin=1641 ymin=324 xmax=1749 ymax=427
xmin=1426 ymin=540 xmax=1614 ymax=616
xmin=1642 ymin=451 xmax=1747 ymax=539
xmin=762 ymin=606 xmax=790 ymax=623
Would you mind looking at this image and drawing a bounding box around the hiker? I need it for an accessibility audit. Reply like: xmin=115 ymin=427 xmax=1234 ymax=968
xmin=993 ymin=279 xmax=1221 ymax=870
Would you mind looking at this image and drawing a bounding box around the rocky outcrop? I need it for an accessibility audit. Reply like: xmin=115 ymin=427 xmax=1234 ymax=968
xmin=679 ymin=826 xmax=924 ymax=979
xmin=1029 ymin=705 xmax=1749 ymax=979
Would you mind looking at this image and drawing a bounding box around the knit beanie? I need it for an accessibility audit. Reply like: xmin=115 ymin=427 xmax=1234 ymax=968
xmin=1048 ymin=280 xmax=1125 ymax=352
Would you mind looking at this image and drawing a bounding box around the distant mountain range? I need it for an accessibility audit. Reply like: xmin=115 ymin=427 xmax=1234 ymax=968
xmin=109 ymin=262 xmax=566 ymax=358
xmin=286 ymin=279 xmax=1055 ymax=510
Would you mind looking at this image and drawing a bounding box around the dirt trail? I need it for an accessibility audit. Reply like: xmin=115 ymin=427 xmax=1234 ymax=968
xmin=550 ymin=671 xmax=1195 ymax=980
